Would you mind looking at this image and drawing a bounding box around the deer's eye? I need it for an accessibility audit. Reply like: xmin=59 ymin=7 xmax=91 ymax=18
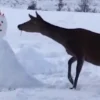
xmin=1 ymin=21 xmax=3 ymax=23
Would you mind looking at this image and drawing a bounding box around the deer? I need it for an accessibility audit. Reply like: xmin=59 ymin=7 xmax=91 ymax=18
xmin=17 ymin=11 xmax=100 ymax=89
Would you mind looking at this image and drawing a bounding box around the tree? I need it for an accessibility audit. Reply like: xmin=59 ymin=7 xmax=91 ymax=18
xmin=75 ymin=0 xmax=91 ymax=12
xmin=57 ymin=0 xmax=64 ymax=11
xmin=28 ymin=1 xmax=37 ymax=10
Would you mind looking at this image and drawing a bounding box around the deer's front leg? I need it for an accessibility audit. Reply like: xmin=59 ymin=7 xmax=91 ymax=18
xmin=68 ymin=57 xmax=76 ymax=85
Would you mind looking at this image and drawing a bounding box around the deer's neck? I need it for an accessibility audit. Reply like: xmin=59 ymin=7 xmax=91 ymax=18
xmin=40 ymin=21 xmax=71 ymax=45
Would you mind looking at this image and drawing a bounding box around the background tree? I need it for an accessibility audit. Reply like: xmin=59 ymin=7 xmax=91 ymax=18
xmin=28 ymin=1 xmax=37 ymax=10
xmin=75 ymin=0 xmax=91 ymax=12
xmin=57 ymin=0 xmax=64 ymax=11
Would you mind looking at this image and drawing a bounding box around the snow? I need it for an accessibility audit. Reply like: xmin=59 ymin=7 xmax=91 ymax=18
xmin=0 ymin=7 xmax=100 ymax=99
xmin=17 ymin=46 xmax=57 ymax=75
xmin=0 ymin=39 xmax=43 ymax=89
xmin=0 ymin=11 xmax=7 ymax=39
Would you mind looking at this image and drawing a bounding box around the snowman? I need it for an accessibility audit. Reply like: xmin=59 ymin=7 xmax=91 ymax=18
xmin=0 ymin=11 xmax=7 ymax=39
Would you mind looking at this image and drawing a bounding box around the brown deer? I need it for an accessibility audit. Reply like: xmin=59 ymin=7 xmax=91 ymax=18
xmin=18 ymin=11 xmax=100 ymax=89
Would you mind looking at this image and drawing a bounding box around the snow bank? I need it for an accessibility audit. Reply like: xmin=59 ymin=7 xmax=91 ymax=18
xmin=17 ymin=46 xmax=57 ymax=75
xmin=0 ymin=39 xmax=43 ymax=89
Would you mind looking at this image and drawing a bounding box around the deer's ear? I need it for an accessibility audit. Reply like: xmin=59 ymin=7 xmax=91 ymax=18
xmin=29 ymin=14 xmax=35 ymax=19
xmin=36 ymin=11 xmax=43 ymax=20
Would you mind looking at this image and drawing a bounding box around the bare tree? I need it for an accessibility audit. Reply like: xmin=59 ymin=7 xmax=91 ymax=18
xmin=75 ymin=0 xmax=91 ymax=12
xmin=57 ymin=0 xmax=64 ymax=11
xmin=28 ymin=1 xmax=37 ymax=10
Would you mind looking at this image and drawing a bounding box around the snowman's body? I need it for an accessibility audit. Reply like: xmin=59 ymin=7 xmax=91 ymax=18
xmin=0 ymin=12 xmax=7 ymax=38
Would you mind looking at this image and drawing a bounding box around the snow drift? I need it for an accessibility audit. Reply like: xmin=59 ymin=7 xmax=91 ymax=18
xmin=17 ymin=46 xmax=57 ymax=75
xmin=0 ymin=39 xmax=43 ymax=89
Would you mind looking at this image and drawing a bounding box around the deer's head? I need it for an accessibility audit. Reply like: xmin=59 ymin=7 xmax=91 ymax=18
xmin=18 ymin=12 xmax=44 ymax=33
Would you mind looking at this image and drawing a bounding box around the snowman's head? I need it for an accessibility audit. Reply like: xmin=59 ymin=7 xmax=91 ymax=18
xmin=0 ymin=11 xmax=7 ymax=38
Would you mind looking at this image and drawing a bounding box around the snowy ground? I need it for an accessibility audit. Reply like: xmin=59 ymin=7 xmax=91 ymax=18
xmin=0 ymin=7 xmax=100 ymax=99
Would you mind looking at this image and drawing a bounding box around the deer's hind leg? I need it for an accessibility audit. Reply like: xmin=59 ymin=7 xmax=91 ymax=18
xmin=70 ymin=57 xmax=84 ymax=89
xmin=68 ymin=57 xmax=76 ymax=85
xmin=66 ymin=40 xmax=84 ymax=89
